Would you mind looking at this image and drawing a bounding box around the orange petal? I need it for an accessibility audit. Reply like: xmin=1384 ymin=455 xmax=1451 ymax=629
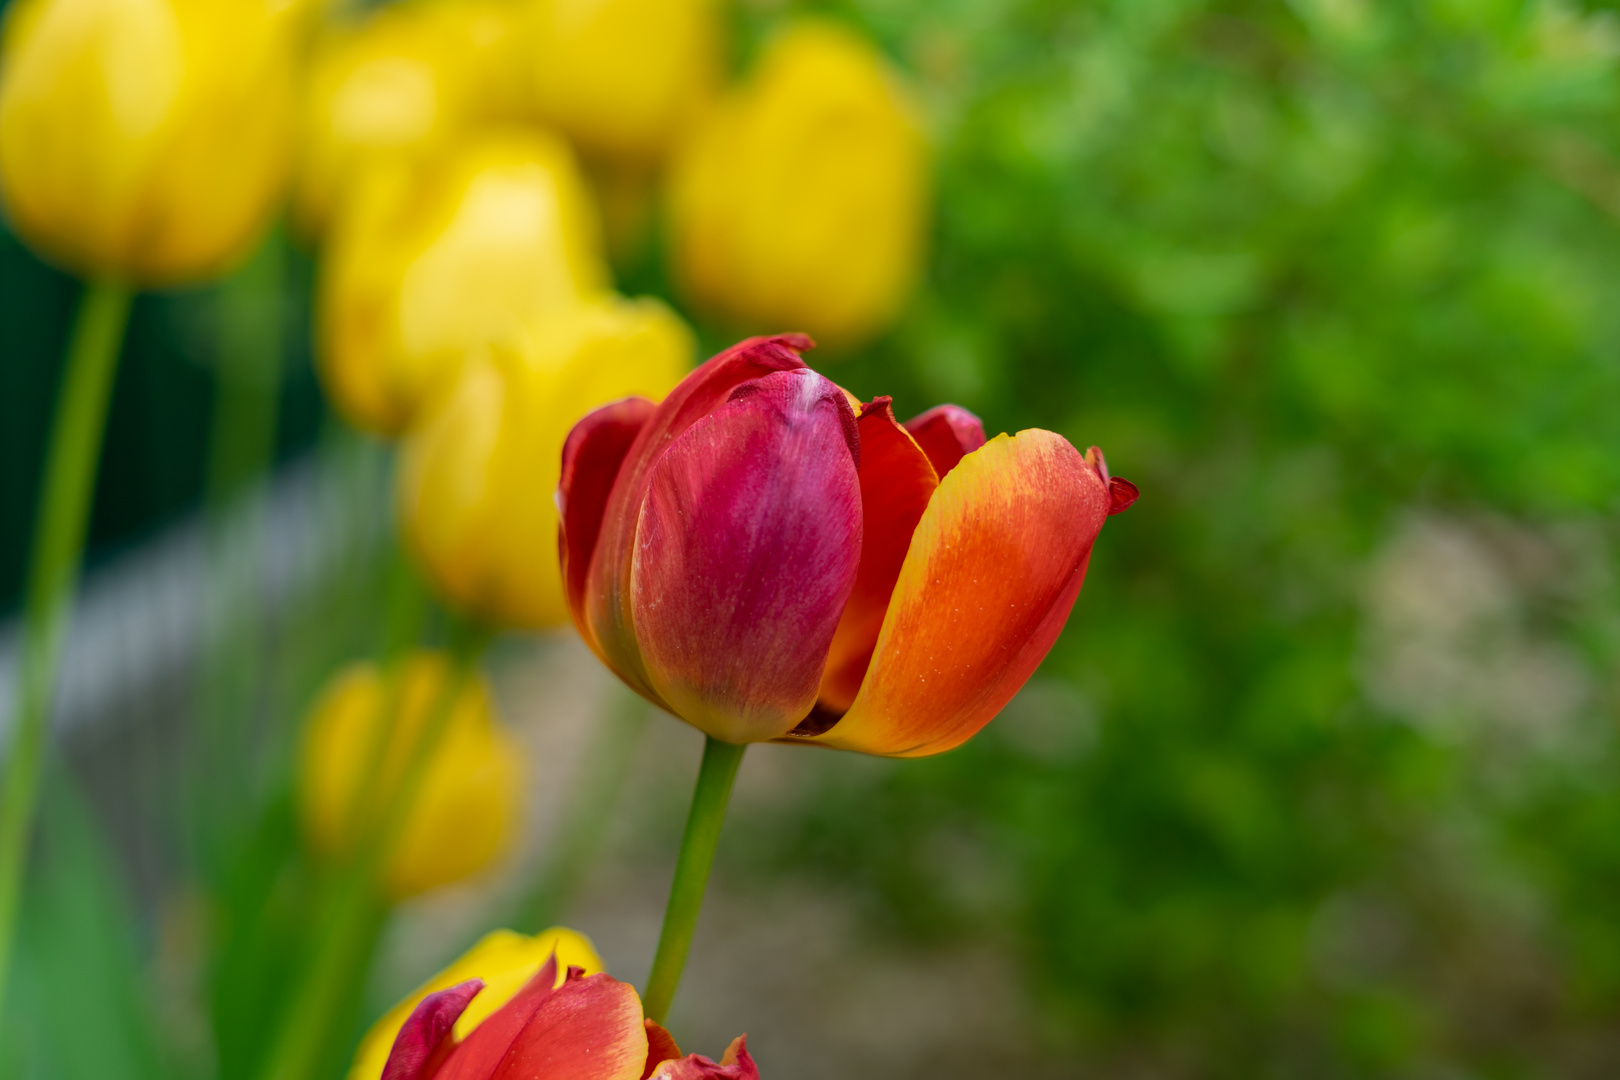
xmin=488 ymin=973 xmax=648 ymax=1080
xmin=812 ymin=397 xmax=938 ymax=716
xmin=641 ymin=1020 xmax=682 ymax=1079
xmin=798 ymin=429 xmax=1109 ymax=757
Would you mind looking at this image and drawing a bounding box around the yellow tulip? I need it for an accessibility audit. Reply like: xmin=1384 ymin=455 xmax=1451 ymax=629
xmin=293 ymin=0 xmax=527 ymax=235
xmin=525 ymin=0 xmax=721 ymax=163
xmin=347 ymin=926 xmax=602 ymax=1080
xmin=299 ymin=652 xmax=522 ymax=898
xmin=0 ymin=0 xmax=297 ymax=284
xmin=317 ymin=128 xmax=610 ymax=435
xmin=399 ymin=295 xmax=692 ymax=629
xmin=668 ymin=21 xmax=929 ymax=347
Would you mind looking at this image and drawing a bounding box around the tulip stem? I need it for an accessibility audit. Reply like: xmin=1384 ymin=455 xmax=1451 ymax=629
xmin=0 ymin=280 xmax=131 ymax=1019
xmin=642 ymin=735 xmax=747 ymax=1025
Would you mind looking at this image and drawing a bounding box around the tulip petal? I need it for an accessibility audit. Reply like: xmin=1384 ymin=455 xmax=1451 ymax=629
xmin=583 ymin=335 xmax=813 ymax=701
xmin=799 ymin=430 xmax=1109 ymax=757
xmin=641 ymin=1021 xmax=682 ymax=1079
xmin=648 ymin=1036 xmax=759 ymax=1079
xmin=632 ymin=368 xmax=862 ymax=743
xmin=382 ymin=981 xmax=485 ymax=1080
xmin=814 ymin=398 xmax=938 ymax=716
xmin=903 ymin=404 xmax=985 ymax=479
xmin=560 ymin=396 xmax=659 ymax=647
xmin=432 ymin=957 xmax=562 ymax=1080
xmin=489 ymin=974 xmax=649 ymax=1080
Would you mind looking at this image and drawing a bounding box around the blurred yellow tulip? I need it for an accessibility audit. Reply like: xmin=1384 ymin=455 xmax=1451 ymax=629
xmin=294 ymin=0 xmax=527 ymax=235
xmin=0 ymin=0 xmax=297 ymax=284
xmin=317 ymin=128 xmax=610 ymax=435
xmin=668 ymin=21 xmax=929 ymax=347
xmin=399 ymin=295 xmax=692 ymax=629
xmin=299 ymin=653 xmax=522 ymax=898
xmin=347 ymin=926 xmax=603 ymax=1080
xmin=525 ymin=0 xmax=721 ymax=163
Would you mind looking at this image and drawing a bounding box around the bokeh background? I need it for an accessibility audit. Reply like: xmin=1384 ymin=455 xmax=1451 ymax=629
xmin=8 ymin=1 xmax=1620 ymax=1078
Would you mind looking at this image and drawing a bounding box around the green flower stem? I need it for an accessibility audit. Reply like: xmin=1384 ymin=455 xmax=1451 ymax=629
xmin=0 ymin=280 xmax=132 ymax=1018
xmin=257 ymin=618 xmax=490 ymax=1080
xmin=518 ymin=681 xmax=650 ymax=932
xmin=196 ymin=230 xmax=289 ymax=870
xmin=642 ymin=735 xmax=747 ymax=1026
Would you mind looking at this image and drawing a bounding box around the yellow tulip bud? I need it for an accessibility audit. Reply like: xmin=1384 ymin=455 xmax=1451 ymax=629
xmin=317 ymin=128 xmax=610 ymax=435
xmin=668 ymin=21 xmax=929 ymax=347
xmin=0 ymin=0 xmax=297 ymax=284
xmin=525 ymin=0 xmax=721 ymax=163
xmin=347 ymin=926 xmax=603 ymax=1080
xmin=294 ymin=0 xmax=527 ymax=235
xmin=399 ymin=295 xmax=692 ymax=629
xmin=299 ymin=653 xmax=522 ymax=898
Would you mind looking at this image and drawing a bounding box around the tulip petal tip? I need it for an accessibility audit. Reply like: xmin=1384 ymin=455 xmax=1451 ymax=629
xmin=381 ymin=979 xmax=486 ymax=1080
xmin=1107 ymin=476 xmax=1139 ymax=515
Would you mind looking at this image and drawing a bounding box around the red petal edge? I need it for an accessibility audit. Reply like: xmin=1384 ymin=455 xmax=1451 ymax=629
xmin=381 ymin=979 xmax=486 ymax=1080
xmin=1084 ymin=445 xmax=1138 ymax=515
xmin=559 ymin=397 xmax=658 ymax=647
xmin=903 ymin=404 xmax=986 ymax=479
xmin=649 ymin=1035 xmax=759 ymax=1079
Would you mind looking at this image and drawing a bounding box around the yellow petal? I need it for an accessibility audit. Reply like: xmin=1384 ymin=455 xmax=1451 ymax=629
xmin=398 ymin=295 xmax=693 ymax=629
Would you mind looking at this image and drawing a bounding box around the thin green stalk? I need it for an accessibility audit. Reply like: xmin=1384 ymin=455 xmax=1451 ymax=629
xmin=257 ymin=620 xmax=490 ymax=1080
xmin=0 ymin=280 xmax=132 ymax=1018
xmin=196 ymin=229 xmax=288 ymax=871
xmin=518 ymin=682 xmax=649 ymax=932
xmin=642 ymin=735 xmax=746 ymax=1025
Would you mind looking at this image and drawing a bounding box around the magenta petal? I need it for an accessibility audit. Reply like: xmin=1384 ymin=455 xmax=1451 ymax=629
xmin=903 ymin=404 xmax=986 ymax=479
xmin=559 ymin=396 xmax=658 ymax=653
xmin=382 ymin=979 xmax=485 ymax=1080
xmin=584 ymin=335 xmax=812 ymax=702
xmin=631 ymin=368 xmax=862 ymax=743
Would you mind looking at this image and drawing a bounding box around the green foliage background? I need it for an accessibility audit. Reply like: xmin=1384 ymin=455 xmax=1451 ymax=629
xmin=738 ymin=0 xmax=1620 ymax=1075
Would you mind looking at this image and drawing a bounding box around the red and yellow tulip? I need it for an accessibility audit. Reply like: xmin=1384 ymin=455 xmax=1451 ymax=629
xmin=559 ymin=335 xmax=1136 ymax=756
xmin=370 ymin=937 xmax=756 ymax=1080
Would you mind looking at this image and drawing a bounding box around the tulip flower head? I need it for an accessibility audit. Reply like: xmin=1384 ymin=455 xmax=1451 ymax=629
xmin=349 ymin=927 xmax=603 ymax=1080
xmin=300 ymin=652 xmax=522 ymax=898
xmin=399 ymin=295 xmax=693 ymax=629
xmin=561 ymin=335 xmax=1136 ymax=755
xmin=668 ymin=21 xmax=928 ymax=347
xmin=0 ymin=0 xmax=297 ymax=283
xmin=318 ymin=128 xmax=609 ymax=435
xmin=525 ymin=0 xmax=721 ymax=163
xmin=294 ymin=0 xmax=528 ymax=235
xmin=374 ymin=948 xmax=758 ymax=1080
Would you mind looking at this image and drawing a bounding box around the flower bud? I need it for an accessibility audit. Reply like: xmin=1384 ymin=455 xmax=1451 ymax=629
xmin=399 ymin=295 xmax=692 ymax=629
xmin=562 ymin=335 xmax=1135 ymax=755
xmin=348 ymin=927 xmax=602 ymax=1080
xmin=0 ymin=0 xmax=297 ymax=284
xmin=294 ymin=0 xmax=527 ymax=235
xmin=668 ymin=21 xmax=928 ymax=346
xmin=299 ymin=653 xmax=522 ymax=898
xmin=525 ymin=0 xmax=721 ymax=163
xmin=317 ymin=128 xmax=609 ymax=435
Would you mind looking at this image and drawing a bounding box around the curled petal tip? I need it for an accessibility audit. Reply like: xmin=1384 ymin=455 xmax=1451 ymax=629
xmin=381 ymin=979 xmax=485 ymax=1080
xmin=770 ymin=331 xmax=816 ymax=353
xmin=1107 ymin=476 xmax=1139 ymax=515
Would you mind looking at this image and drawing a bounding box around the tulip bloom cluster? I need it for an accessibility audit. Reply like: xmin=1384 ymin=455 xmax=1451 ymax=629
xmin=373 ymin=945 xmax=755 ymax=1080
xmin=562 ymin=335 xmax=1135 ymax=756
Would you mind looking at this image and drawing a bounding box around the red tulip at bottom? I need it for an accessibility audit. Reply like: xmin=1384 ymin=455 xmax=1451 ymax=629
xmin=381 ymin=955 xmax=757 ymax=1080
xmin=559 ymin=334 xmax=1136 ymax=756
